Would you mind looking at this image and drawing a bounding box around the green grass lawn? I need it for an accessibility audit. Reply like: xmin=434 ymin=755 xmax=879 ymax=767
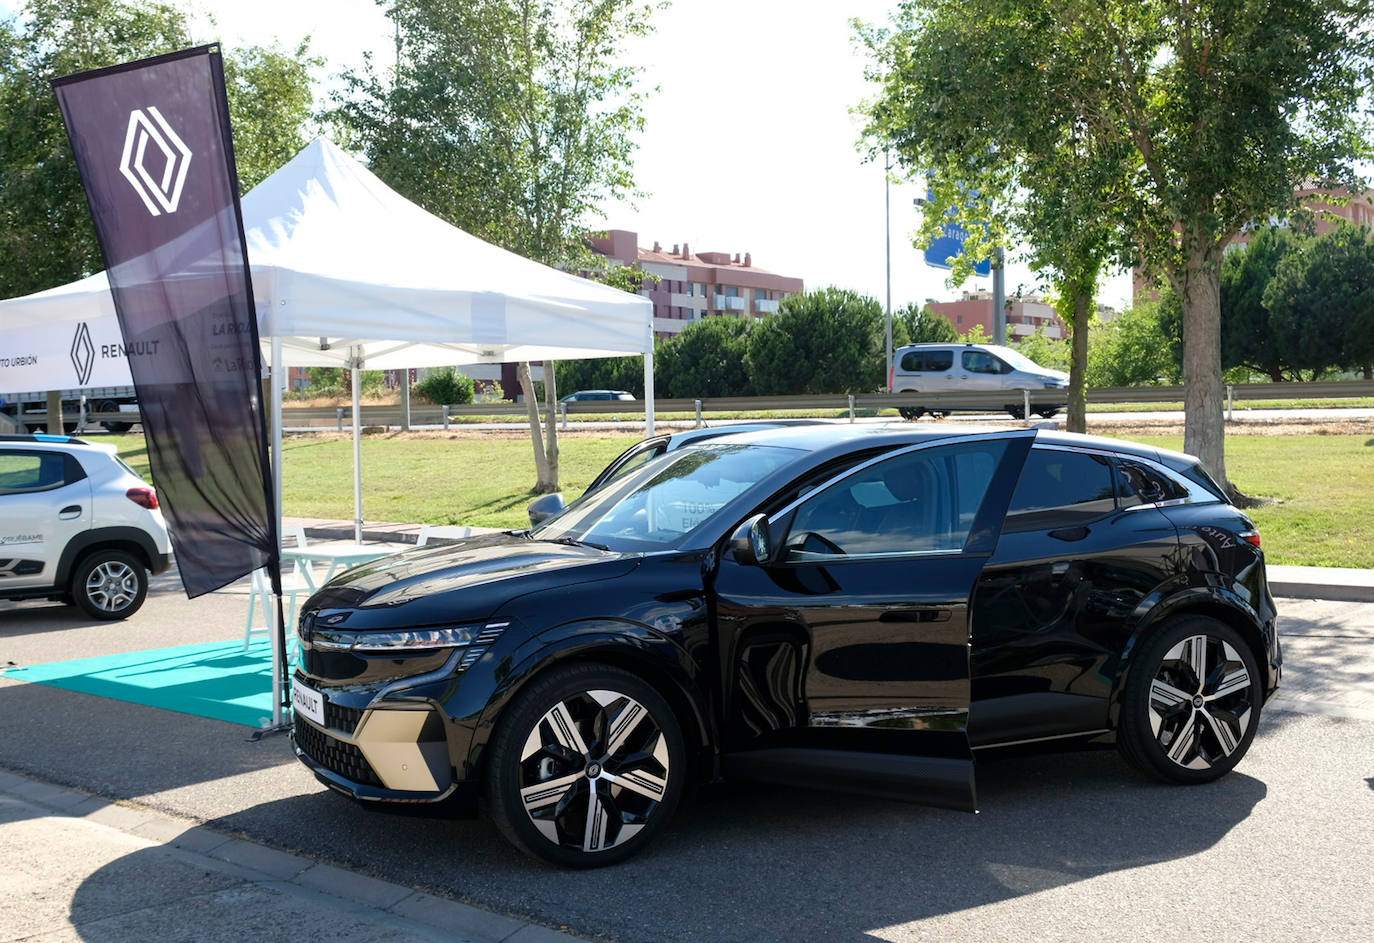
xmin=103 ymin=431 xmax=1374 ymax=568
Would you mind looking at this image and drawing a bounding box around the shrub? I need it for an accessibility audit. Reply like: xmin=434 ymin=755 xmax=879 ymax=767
xmin=413 ymin=367 xmax=475 ymax=405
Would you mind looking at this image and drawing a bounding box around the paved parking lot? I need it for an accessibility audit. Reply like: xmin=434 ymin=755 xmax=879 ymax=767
xmin=2 ymin=578 xmax=1371 ymax=942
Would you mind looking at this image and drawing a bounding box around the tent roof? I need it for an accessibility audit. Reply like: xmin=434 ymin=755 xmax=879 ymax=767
xmin=0 ymin=138 xmax=651 ymax=387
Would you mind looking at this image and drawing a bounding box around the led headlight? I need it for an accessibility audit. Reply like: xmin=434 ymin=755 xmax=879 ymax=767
xmin=310 ymin=623 xmax=506 ymax=653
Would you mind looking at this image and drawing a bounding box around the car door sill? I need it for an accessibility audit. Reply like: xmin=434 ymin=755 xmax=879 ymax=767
xmin=720 ymin=747 xmax=976 ymax=813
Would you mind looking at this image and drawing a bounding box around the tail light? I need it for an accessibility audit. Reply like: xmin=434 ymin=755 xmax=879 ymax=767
xmin=1239 ymin=528 xmax=1261 ymax=548
xmin=126 ymin=486 xmax=159 ymax=509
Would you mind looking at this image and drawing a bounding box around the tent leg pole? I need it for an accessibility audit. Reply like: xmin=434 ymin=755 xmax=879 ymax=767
xmin=271 ymin=338 xmax=283 ymax=540
xmin=352 ymin=354 xmax=363 ymax=543
xmin=644 ymin=343 xmax=655 ymax=436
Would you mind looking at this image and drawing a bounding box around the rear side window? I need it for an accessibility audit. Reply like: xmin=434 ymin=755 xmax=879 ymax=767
xmin=1116 ymin=459 xmax=1188 ymax=507
xmin=899 ymin=350 xmax=954 ymax=372
xmin=0 ymin=451 xmax=78 ymax=494
xmin=1004 ymin=448 xmax=1116 ymax=532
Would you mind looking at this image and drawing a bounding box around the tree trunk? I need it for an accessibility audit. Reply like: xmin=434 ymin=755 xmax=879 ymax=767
xmin=542 ymin=359 xmax=560 ymax=491
xmin=517 ymin=362 xmax=555 ymax=493
xmin=1364 ymin=363 xmax=1372 ymax=381
xmin=1067 ymin=290 xmax=1090 ymax=434
xmin=1179 ymin=252 xmax=1229 ymax=492
xmin=1268 ymin=365 xmax=1284 ymax=383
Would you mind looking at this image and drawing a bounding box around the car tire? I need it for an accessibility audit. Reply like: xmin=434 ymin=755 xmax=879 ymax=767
xmin=1006 ymin=405 xmax=1026 ymax=420
xmin=1118 ymin=616 xmax=1262 ymax=784
xmin=71 ymin=549 xmax=148 ymax=620
xmin=898 ymin=407 xmax=924 ymax=421
xmin=486 ymin=662 xmax=686 ymax=868
xmin=1035 ymin=408 xmax=1059 ymax=419
xmin=97 ymin=400 xmax=133 ymax=433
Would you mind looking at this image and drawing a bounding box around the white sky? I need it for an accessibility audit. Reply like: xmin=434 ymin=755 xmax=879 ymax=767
xmin=2 ymin=0 xmax=1133 ymax=310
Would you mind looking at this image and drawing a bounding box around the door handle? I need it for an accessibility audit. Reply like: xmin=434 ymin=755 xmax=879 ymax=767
xmin=59 ymin=505 xmax=82 ymax=519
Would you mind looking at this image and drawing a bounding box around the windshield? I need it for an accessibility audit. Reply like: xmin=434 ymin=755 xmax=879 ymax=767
xmin=993 ymin=345 xmax=1055 ymax=373
xmin=532 ymin=443 xmax=799 ymax=552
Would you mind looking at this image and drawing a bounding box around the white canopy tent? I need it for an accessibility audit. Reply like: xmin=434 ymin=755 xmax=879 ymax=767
xmin=0 ymin=137 xmax=657 ymax=531
xmin=0 ymin=137 xmax=654 ymax=727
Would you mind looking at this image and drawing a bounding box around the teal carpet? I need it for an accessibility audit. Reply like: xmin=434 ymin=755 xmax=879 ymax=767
xmin=3 ymin=639 xmax=293 ymax=728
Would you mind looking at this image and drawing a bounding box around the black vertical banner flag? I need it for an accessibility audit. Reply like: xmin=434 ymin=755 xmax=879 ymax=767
xmin=53 ymin=46 xmax=280 ymax=599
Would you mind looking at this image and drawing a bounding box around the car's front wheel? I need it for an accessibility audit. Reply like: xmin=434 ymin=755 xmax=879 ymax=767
xmin=71 ymin=549 xmax=148 ymax=620
xmin=1118 ymin=616 xmax=1262 ymax=783
xmin=486 ymin=663 xmax=685 ymax=868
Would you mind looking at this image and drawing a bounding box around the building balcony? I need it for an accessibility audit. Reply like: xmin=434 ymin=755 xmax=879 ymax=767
xmin=754 ymin=298 xmax=780 ymax=314
xmin=714 ymin=295 xmax=747 ymax=311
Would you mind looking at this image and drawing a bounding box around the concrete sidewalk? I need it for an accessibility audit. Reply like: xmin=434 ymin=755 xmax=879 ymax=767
xmin=0 ymin=769 xmax=582 ymax=943
xmin=285 ymin=516 xmax=1374 ymax=603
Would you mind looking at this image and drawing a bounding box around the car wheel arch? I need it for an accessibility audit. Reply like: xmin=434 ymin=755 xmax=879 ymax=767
xmin=466 ymin=625 xmax=713 ymax=787
xmin=1107 ymin=590 xmax=1272 ymax=729
xmin=56 ymin=528 xmax=157 ymax=587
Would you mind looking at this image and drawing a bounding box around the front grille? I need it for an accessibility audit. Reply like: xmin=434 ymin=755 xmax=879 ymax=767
xmin=294 ymin=719 xmax=383 ymax=788
xmin=324 ymin=701 xmax=364 ymax=734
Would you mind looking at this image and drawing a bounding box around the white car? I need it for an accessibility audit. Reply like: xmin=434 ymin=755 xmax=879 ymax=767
xmin=890 ymin=342 xmax=1070 ymax=420
xmin=0 ymin=434 xmax=172 ymax=619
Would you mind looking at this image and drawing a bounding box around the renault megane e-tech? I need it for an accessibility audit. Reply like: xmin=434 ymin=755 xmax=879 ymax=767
xmin=290 ymin=425 xmax=1279 ymax=867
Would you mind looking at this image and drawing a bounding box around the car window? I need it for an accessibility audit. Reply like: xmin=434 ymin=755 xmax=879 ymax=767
xmin=598 ymin=442 xmax=665 ymax=488
xmin=786 ymin=440 xmax=1011 ymax=558
xmin=1003 ymin=448 xmax=1116 ymax=532
xmin=901 ymin=350 xmax=953 ymax=372
xmin=962 ymin=350 xmax=1008 ymax=375
xmin=0 ymin=451 xmax=70 ymax=494
xmin=1116 ymin=458 xmax=1189 ymax=507
xmin=533 ymin=443 xmax=799 ymax=552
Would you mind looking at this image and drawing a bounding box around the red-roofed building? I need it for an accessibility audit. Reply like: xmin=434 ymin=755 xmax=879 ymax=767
xmin=589 ymin=230 xmax=804 ymax=337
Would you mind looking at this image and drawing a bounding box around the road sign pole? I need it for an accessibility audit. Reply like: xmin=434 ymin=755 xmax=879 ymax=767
xmin=992 ymin=246 xmax=1006 ymax=345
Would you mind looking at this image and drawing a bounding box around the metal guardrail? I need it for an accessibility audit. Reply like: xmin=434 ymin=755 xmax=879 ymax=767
xmin=275 ymin=380 xmax=1374 ymax=427
xmin=11 ymin=380 xmax=1371 ymax=432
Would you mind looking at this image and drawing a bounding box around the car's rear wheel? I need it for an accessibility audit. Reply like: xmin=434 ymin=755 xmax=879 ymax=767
xmin=1006 ymin=405 xmax=1026 ymax=419
xmin=71 ymin=549 xmax=147 ymax=620
xmin=486 ymin=663 xmax=685 ymax=868
xmin=898 ymin=406 xmax=924 ymax=420
xmin=1035 ymin=408 xmax=1059 ymax=419
xmin=1118 ymin=616 xmax=1262 ymax=784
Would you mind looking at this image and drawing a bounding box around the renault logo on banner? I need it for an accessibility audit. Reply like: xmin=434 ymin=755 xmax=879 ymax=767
xmin=119 ymin=106 xmax=192 ymax=216
xmin=70 ymin=322 xmax=95 ymax=384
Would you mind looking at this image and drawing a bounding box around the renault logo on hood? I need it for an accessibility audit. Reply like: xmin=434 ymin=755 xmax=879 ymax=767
xmin=119 ymin=106 xmax=192 ymax=216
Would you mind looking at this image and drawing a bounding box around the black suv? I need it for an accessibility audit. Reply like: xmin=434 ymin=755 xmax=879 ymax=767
xmin=291 ymin=425 xmax=1279 ymax=867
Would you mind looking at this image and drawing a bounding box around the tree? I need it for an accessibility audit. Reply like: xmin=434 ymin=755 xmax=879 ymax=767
xmin=859 ymin=0 xmax=1132 ymax=435
xmin=745 ymin=287 xmax=888 ymax=395
xmin=862 ymin=1 xmax=1374 ymax=488
xmin=1087 ymin=303 xmax=1181 ymax=387
xmin=330 ymin=0 xmax=657 ymax=493
xmin=0 ymin=1 xmax=318 ymax=300
xmin=1265 ymin=224 xmax=1374 ymax=379
xmin=896 ymin=302 xmax=958 ymax=344
xmin=554 ymin=353 xmax=646 ymax=398
xmin=655 ymin=316 xmax=755 ymax=398
xmin=1220 ymin=227 xmax=1304 ymax=381
xmin=223 ymin=41 xmax=321 ymax=191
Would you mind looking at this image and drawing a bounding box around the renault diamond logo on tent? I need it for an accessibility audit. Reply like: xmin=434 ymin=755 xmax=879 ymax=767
xmin=119 ymin=106 xmax=192 ymax=216
xmin=70 ymin=322 xmax=94 ymax=385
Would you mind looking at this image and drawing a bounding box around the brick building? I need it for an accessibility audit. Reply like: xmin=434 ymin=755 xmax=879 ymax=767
xmin=588 ymin=230 xmax=803 ymax=337
xmin=926 ymin=291 xmax=1115 ymax=342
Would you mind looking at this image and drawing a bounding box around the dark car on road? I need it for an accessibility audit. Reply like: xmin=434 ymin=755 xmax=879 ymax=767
xmin=290 ymin=425 xmax=1280 ymax=867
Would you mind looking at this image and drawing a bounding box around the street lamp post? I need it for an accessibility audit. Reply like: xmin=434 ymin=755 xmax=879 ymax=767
xmin=992 ymin=245 xmax=1006 ymax=345
xmin=884 ymin=151 xmax=893 ymax=390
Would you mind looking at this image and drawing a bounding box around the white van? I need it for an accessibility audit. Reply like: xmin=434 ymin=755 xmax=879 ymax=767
xmin=889 ymin=342 xmax=1069 ymax=420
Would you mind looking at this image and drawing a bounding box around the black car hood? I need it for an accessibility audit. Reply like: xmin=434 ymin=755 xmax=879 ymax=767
xmin=304 ymin=532 xmax=639 ymax=629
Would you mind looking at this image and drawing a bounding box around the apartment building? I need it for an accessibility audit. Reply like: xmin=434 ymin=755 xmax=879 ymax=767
xmin=927 ymin=291 xmax=1110 ymax=342
xmin=589 ymin=230 xmax=804 ymax=336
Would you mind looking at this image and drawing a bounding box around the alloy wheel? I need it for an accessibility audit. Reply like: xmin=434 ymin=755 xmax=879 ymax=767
xmin=1148 ymin=634 xmax=1254 ymax=771
xmin=85 ymin=560 xmax=139 ymax=613
xmin=517 ymin=688 xmax=671 ymax=854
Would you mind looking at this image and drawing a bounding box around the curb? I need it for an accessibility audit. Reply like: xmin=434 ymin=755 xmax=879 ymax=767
xmin=0 ymin=768 xmax=587 ymax=943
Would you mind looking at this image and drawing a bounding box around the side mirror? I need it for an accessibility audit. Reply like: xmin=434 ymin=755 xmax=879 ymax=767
xmin=728 ymin=513 xmax=773 ymax=566
xmin=527 ymin=492 xmax=566 ymax=526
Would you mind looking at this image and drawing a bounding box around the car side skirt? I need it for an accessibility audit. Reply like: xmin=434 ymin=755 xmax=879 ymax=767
xmin=720 ymin=747 xmax=977 ymax=813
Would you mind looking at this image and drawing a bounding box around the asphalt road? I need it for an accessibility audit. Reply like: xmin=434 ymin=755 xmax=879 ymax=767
xmin=2 ymin=579 xmax=1371 ymax=942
